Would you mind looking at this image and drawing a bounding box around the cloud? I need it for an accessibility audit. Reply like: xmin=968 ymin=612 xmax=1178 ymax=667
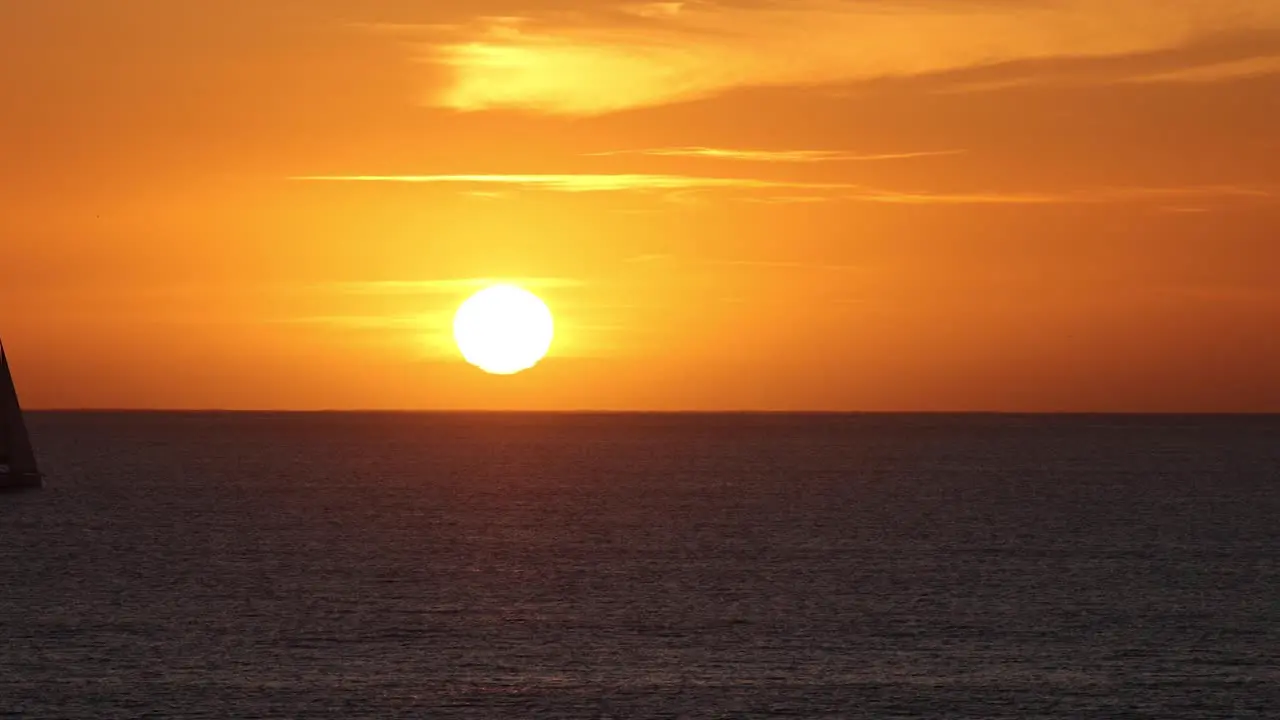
xmin=709 ymin=258 xmax=866 ymax=271
xmin=624 ymin=253 xmax=676 ymax=264
xmin=1121 ymin=55 xmax=1280 ymax=84
xmin=588 ymin=147 xmax=967 ymax=162
xmin=328 ymin=277 xmax=585 ymax=294
xmin=740 ymin=195 xmax=838 ymax=205
xmin=842 ymin=185 xmax=1277 ymax=205
xmin=843 ymin=190 xmax=1062 ymax=205
xmin=295 ymin=173 xmax=855 ymax=192
xmin=281 ymin=314 xmax=443 ymax=329
xmin=940 ymin=53 xmax=1280 ymax=93
xmin=296 ymin=174 xmax=1277 ymax=206
xmin=620 ymin=2 xmax=686 ymax=19
xmin=626 ymin=253 xmax=864 ymax=271
xmin=414 ymin=0 xmax=1280 ymax=114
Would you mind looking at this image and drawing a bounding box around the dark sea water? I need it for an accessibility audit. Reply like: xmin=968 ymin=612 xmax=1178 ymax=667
xmin=2 ymin=412 xmax=1278 ymax=718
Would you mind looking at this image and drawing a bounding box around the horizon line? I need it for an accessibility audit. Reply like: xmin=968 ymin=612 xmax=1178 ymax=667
xmin=23 ymin=409 xmax=1280 ymax=417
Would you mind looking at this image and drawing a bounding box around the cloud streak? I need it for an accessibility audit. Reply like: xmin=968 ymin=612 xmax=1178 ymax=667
xmin=941 ymin=54 xmax=1280 ymax=94
xmin=627 ymin=253 xmax=864 ymax=271
xmin=588 ymin=147 xmax=967 ymax=162
xmin=327 ymin=277 xmax=585 ymax=294
xmin=295 ymin=173 xmax=855 ymax=192
xmin=1121 ymin=55 xmax=1280 ymax=84
xmin=842 ymin=185 xmax=1277 ymax=205
xmin=296 ymin=174 xmax=1277 ymax=206
xmin=416 ymin=0 xmax=1280 ymax=114
xmin=282 ymin=314 xmax=444 ymax=329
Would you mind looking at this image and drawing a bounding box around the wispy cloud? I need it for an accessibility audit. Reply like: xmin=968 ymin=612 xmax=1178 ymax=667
xmin=1086 ymin=185 xmax=1277 ymax=202
xmin=281 ymin=314 xmax=443 ymax=329
xmin=328 ymin=277 xmax=585 ymax=294
xmin=620 ymin=2 xmax=686 ymax=19
xmin=588 ymin=147 xmax=966 ymax=162
xmin=1121 ymin=55 xmax=1280 ymax=84
xmin=624 ymin=254 xmax=870 ymax=282
xmin=413 ymin=0 xmax=1280 ymax=114
xmin=626 ymin=253 xmax=864 ymax=271
xmin=843 ymin=185 xmax=1277 ymax=205
xmin=709 ymin=258 xmax=866 ymax=272
xmin=844 ymin=190 xmax=1066 ymax=205
xmin=624 ymin=253 xmax=676 ymax=264
xmin=740 ymin=195 xmax=836 ymax=205
xmin=941 ymin=54 xmax=1280 ymax=94
xmin=296 ymin=174 xmax=1278 ymax=206
xmin=294 ymin=172 xmax=1274 ymax=206
xmin=295 ymin=173 xmax=854 ymax=192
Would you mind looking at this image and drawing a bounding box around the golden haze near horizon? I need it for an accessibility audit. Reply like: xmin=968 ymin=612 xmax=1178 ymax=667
xmin=3 ymin=0 xmax=1280 ymax=412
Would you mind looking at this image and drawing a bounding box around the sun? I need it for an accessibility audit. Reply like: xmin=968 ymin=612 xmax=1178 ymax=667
xmin=453 ymin=284 xmax=555 ymax=375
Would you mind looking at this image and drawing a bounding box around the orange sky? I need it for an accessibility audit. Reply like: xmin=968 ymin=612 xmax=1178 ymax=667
xmin=3 ymin=0 xmax=1279 ymax=411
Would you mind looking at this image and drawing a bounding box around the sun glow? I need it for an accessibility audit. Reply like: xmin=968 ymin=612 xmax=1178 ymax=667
xmin=453 ymin=285 xmax=555 ymax=375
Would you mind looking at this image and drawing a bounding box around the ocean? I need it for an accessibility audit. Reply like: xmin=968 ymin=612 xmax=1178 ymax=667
xmin=2 ymin=412 xmax=1277 ymax=718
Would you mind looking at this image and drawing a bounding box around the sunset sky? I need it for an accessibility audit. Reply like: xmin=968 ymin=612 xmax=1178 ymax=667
xmin=3 ymin=0 xmax=1279 ymax=411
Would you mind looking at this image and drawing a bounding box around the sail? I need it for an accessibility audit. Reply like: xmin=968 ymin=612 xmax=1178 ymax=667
xmin=0 ymin=340 xmax=39 ymax=475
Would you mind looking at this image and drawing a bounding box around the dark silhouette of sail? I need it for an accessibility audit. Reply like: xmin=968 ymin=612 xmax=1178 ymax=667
xmin=0 ymin=340 xmax=41 ymax=486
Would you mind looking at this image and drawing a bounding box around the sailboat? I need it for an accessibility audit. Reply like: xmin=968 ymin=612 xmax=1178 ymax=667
xmin=0 ymin=339 xmax=43 ymax=491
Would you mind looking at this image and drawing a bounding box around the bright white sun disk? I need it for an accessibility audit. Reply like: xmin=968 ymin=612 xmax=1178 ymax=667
xmin=453 ymin=285 xmax=554 ymax=375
